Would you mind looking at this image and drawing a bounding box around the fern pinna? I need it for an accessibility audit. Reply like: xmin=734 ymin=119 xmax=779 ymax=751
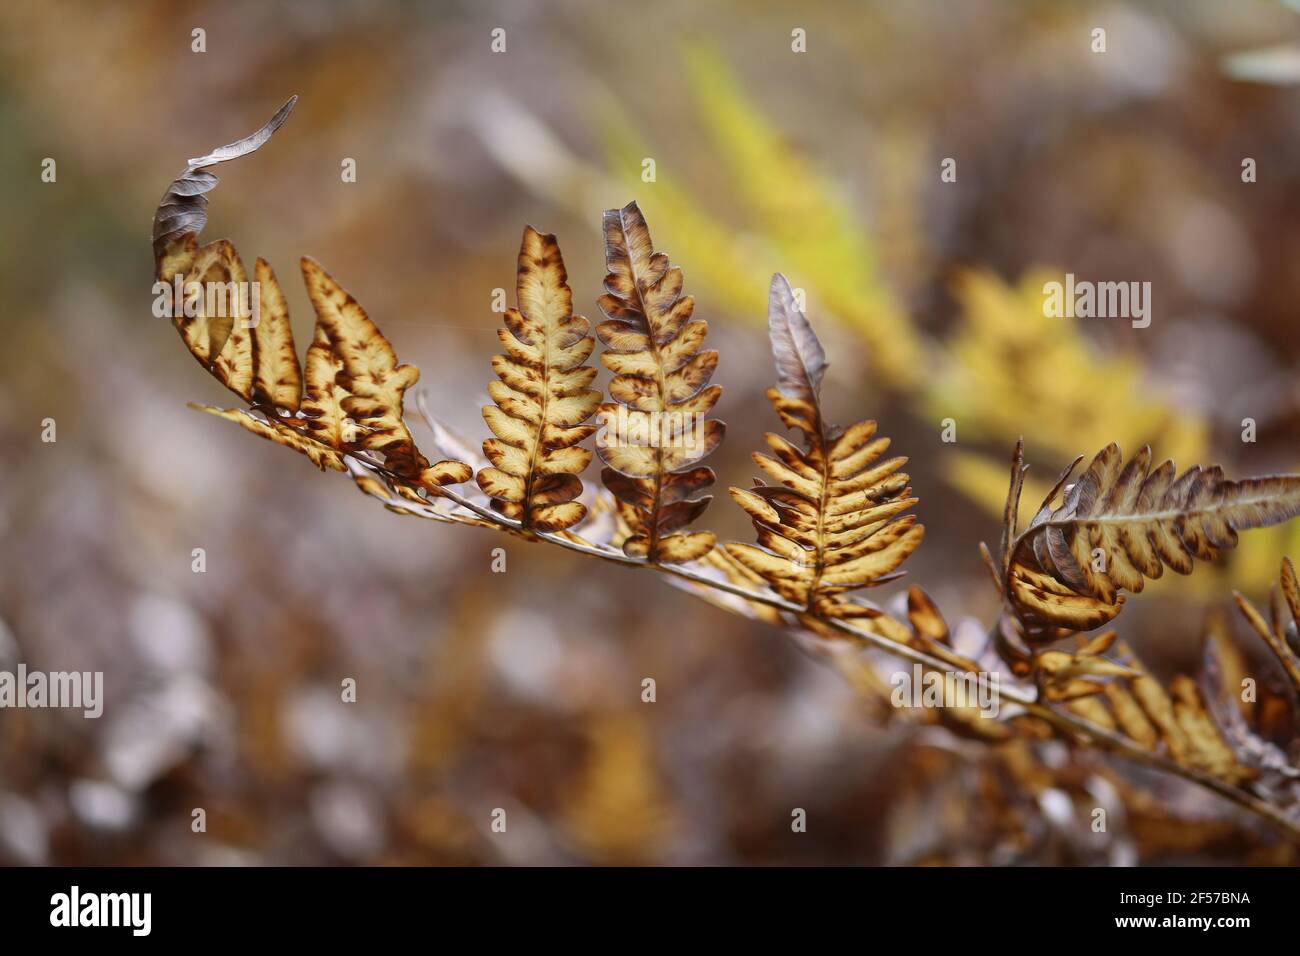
xmin=477 ymin=227 xmax=600 ymax=532
xmin=1005 ymin=442 xmax=1300 ymax=634
xmin=153 ymin=98 xmax=1300 ymax=842
xmin=726 ymin=274 xmax=923 ymax=619
xmin=596 ymin=201 xmax=724 ymax=563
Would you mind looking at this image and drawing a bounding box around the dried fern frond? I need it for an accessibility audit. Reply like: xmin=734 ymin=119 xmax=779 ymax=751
xmin=1007 ymin=442 xmax=1300 ymax=633
xmin=1035 ymin=629 xmax=1138 ymax=702
xmin=151 ymin=95 xmax=298 ymax=265
xmin=153 ymin=98 xmax=300 ymax=405
xmin=1065 ymin=638 xmax=1258 ymax=787
xmin=170 ymin=238 xmax=257 ymax=403
xmin=298 ymin=324 xmax=355 ymax=456
xmin=299 ymin=257 xmax=465 ymax=488
xmin=725 ymin=274 xmax=923 ymax=618
xmin=250 ymin=257 xmax=302 ymax=412
xmin=476 ymin=227 xmax=600 ymax=532
xmin=596 ymin=201 xmax=724 ymax=563
xmin=151 ymin=100 xmax=1300 ymax=843
xmin=154 ymin=99 xmax=470 ymax=495
xmin=1030 ymin=563 xmax=1300 ymax=805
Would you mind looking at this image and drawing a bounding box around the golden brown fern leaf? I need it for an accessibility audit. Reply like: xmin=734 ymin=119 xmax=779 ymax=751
xmin=595 ymin=201 xmax=724 ymax=562
xmin=1055 ymin=627 xmax=1296 ymax=790
xmin=298 ymin=258 xmax=470 ymax=491
xmin=298 ymin=324 xmax=355 ymax=453
xmin=250 ymin=257 xmax=302 ymax=412
xmin=163 ymin=238 xmax=301 ymax=413
xmin=153 ymin=99 xmax=469 ymax=493
xmin=152 ymin=95 xmax=298 ymax=267
xmin=153 ymin=98 xmax=299 ymax=406
xmin=172 ymin=238 xmax=257 ymax=403
xmin=1007 ymin=443 xmax=1300 ymax=633
xmin=1070 ymin=658 xmax=1253 ymax=786
xmin=725 ymin=274 xmax=923 ymax=617
xmin=1034 ymin=629 xmax=1136 ymax=702
xmin=190 ymin=257 xmax=471 ymax=491
xmin=476 ymin=227 xmax=600 ymax=532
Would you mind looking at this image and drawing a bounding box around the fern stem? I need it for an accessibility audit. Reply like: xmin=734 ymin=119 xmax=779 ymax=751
xmin=350 ymin=455 xmax=1300 ymax=842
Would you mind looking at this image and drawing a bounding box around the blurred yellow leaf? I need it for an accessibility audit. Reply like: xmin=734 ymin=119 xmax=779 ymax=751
xmin=562 ymin=711 xmax=676 ymax=864
xmin=600 ymin=45 xmax=925 ymax=390
xmin=927 ymin=268 xmax=1208 ymax=466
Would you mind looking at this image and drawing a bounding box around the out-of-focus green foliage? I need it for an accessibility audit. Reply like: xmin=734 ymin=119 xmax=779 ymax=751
xmin=601 ymin=45 xmax=926 ymax=391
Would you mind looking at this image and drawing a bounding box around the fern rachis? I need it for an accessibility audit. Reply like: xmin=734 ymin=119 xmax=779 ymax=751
xmin=152 ymin=98 xmax=1300 ymax=843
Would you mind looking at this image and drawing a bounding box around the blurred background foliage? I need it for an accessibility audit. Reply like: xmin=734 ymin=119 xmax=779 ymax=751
xmin=2 ymin=0 xmax=1300 ymax=864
